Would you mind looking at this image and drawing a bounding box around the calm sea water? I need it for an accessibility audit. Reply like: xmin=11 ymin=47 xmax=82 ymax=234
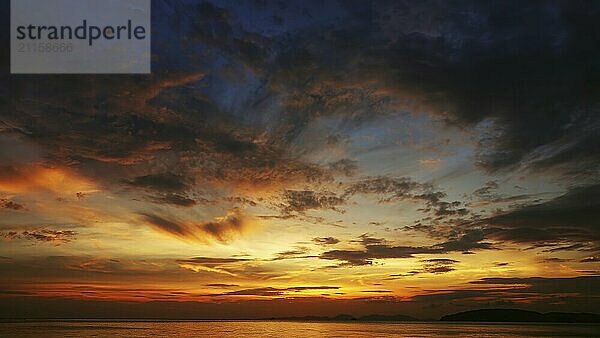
xmin=1 ymin=321 xmax=599 ymax=337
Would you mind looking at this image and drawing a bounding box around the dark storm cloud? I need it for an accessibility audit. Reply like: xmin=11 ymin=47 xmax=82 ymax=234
xmin=170 ymin=0 xmax=600 ymax=195
xmin=361 ymin=1 xmax=600 ymax=175
xmin=484 ymin=184 xmax=600 ymax=250
xmin=1 ymin=38 xmax=336 ymax=202
xmin=2 ymin=72 xmax=206 ymax=168
xmin=469 ymin=276 xmax=600 ymax=296
xmin=409 ymin=183 xmax=599 ymax=255
xmin=1 ymin=0 xmax=599 ymax=190
xmin=185 ymin=1 xmax=272 ymax=72
xmin=212 ymin=0 xmax=600 ymax=177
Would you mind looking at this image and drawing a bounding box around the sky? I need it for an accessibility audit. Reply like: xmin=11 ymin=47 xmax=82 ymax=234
xmin=0 ymin=0 xmax=599 ymax=319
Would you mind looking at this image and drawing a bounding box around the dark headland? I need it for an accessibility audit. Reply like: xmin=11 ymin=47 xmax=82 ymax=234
xmin=440 ymin=309 xmax=600 ymax=323
xmin=265 ymin=309 xmax=600 ymax=323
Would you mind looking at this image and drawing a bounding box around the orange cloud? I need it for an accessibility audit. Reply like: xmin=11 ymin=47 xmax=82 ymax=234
xmin=140 ymin=208 xmax=258 ymax=242
xmin=0 ymin=164 xmax=98 ymax=195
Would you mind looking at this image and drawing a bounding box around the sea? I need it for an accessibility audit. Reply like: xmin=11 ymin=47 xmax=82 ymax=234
xmin=1 ymin=320 xmax=599 ymax=337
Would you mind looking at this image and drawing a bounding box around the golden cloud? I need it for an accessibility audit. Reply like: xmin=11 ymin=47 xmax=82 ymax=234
xmin=0 ymin=164 xmax=99 ymax=195
xmin=141 ymin=208 xmax=258 ymax=242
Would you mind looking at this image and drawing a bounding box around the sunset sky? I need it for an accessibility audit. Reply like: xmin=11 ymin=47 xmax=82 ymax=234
xmin=1 ymin=0 xmax=599 ymax=319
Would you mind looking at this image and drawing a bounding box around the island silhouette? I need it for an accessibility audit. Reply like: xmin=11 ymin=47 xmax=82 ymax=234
xmin=440 ymin=309 xmax=600 ymax=323
xmin=264 ymin=309 xmax=600 ymax=323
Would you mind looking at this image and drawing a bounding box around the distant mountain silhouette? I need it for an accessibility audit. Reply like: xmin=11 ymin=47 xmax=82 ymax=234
xmin=270 ymin=309 xmax=600 ymax=323
xmin=359 ymin=314 xmax=419 ymax=322
xmin=441 ymin=309 xmax=600 ymax=323
xmin=267 ymin=313 xmax=418 ymax=322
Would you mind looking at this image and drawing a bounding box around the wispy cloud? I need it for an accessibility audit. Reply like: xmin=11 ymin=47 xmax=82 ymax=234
xmin=140 ymin=208 xmax=257 ymax=242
